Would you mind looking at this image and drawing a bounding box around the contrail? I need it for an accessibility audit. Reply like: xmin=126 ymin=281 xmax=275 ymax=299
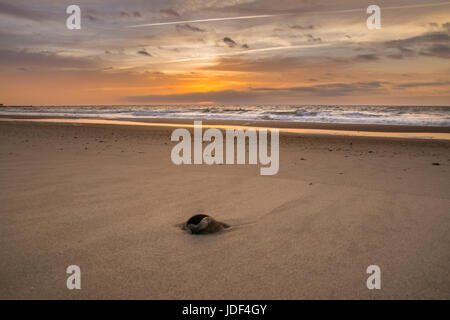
xmin=127 ymin=1 xmax=450 ymax=29
xmin=128 ymin=14 xmax=278 ymax=28
xmin=168 ymin=43 xmax=331 ymax=63
xmin=310 ymin=1 xmax=450 ymax=15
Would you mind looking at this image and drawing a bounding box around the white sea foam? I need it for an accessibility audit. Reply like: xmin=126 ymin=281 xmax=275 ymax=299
xmin=0 ymin=105 xmax=449 ymax=126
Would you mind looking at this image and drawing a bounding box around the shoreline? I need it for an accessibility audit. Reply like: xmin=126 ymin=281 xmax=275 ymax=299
xmin=1 ymin=117 xmax=450 ymax=140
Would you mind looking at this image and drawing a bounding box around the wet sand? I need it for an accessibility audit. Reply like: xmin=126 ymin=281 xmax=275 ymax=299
xmin=0 ymin=120 xmax=449 ymax=299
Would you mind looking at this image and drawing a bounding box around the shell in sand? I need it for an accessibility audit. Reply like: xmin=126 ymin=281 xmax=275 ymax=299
xmin=183 ymin=214 xmax=230 ymax=234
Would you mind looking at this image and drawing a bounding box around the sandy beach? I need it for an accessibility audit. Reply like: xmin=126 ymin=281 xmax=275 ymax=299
xmin=0 ymin=119 xmax=449 ymax=299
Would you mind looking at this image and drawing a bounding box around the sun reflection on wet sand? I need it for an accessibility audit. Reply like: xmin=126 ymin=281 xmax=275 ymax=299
xmin=1 ymin=118 xmax=449 ymax=140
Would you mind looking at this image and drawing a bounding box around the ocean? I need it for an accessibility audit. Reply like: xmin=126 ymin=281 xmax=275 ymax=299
xmin=1 ymin=105 xmax=449 ymax=126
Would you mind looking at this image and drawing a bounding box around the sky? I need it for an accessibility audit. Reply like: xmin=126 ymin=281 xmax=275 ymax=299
xmin=0 ymin=0 xmax=449 ymax=106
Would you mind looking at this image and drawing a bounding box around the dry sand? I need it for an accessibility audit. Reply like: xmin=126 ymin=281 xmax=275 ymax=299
xmin=0 ymin=120 xmax=449 ymax=299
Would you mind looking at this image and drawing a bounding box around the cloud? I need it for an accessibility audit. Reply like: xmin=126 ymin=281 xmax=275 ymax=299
xmin=125 ymin=89 xmax=254 ymax=103
xmin=222 ymin=37 xmax=250 ymax=49
xmin=160 ymin=8 xmax=180 ymax=17
xmin=289 ymin=24 xmax=314 ymax=30
xmin=255 ymin=81 xmax=387 ymax=96
xmin=201 ymin=55 xmax=341 ymax=73
xmin=222 ymin=36 xmax=250 ymax=49
xmin=387 ymin=32 xmax=449 ymax=47
xmin=137 ymin=49 xmax=152 ymax=57
xmin=386 ymin=47 xmax=415 ymax=60
xmin=223 ymin=37 xmax=238 ymax=48
xmin=354 ymin=54 xmax=379 ymax=62
xmin=86 ymin=15 xmax=99 ymax=22
xmin=305 ymin=34 xmax=321 ymax=43
xmin=124 ymin=81 xmax=389 ymax=103
xmin=176 ymin=24 xmax=205 ymax=33
xmin=421 ymin=44 xmax=450 ymax=59
xmin=0 ymin=2 xmax=45 ymax=21
xmin=394 ymin=81 xmax=450 ymax=89
xmin=384 ymin=31 xmax=450 ymax=59
xmin=0 ymin=30 xmax=46 ymax=47
xmin=0 ymin=49 xmax=96 ymax=69
xmin=198 ymin=0 xmax=318 ymax=16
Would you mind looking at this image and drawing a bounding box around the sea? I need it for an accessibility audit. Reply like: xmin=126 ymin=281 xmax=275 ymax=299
xmin=0 ymin=105 xmax=449 ymax=126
